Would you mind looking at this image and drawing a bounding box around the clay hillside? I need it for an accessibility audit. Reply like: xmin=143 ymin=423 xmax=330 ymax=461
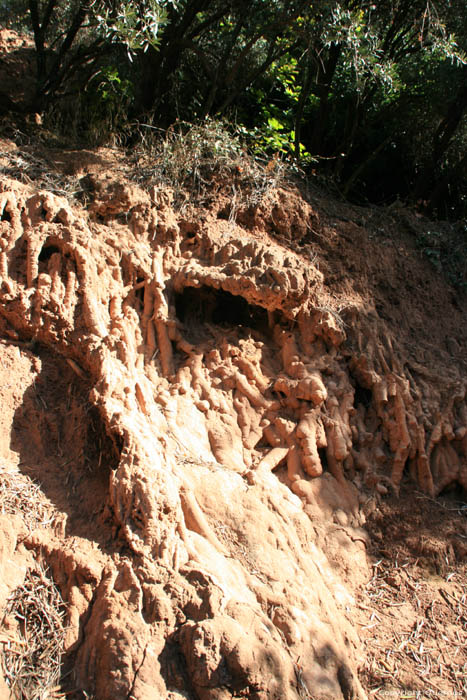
xmin=0 ymin=23 xmax=466 ymax=700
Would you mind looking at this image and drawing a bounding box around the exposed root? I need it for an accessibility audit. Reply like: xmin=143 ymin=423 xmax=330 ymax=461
xmin=0 ymin=160 xmax=464 ymax=699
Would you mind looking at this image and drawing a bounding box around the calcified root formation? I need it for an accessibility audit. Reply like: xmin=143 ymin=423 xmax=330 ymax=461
xmin=0 ymin=176 xmax=465 ymax=700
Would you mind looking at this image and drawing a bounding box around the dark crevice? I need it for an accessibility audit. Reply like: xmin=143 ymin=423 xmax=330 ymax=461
xmin=318 ymin=447 xmax=328 ymax=472
xmin=438 ymin=482 xmax=467 ymax=501
xmin=38 ymin=244 xmax=61 ymax=262
xmin=159 ymin=634 xmax=200 ymax=700
xmin=60 ymin=567 xmax=105 ymax=697
xmin=134 ymin=280 xmax=145 ymax=308
xmin=1 ymin=208 xmax=11 ymax=222
xmin=109 ymin=431 xmax=124 ymax=466
xmin=126 ymin=641 xmax=149 ymax=700
xmin=337 ymin=662 xmax=355 ymax=700
xmin=174 ymin=285 xmax=268 ymax=332
xmin=87 ymin=405 xmax=120 ymax=472
xmin=353 ymin=383 xmax=372 ymax=408
xmin=217 ymin=207 xmax=229 ymax=220
xmin=179 ymin=221 xmax=199 ymax=247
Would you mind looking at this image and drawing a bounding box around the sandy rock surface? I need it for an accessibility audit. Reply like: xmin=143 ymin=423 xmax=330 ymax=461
xmin=0 ymin=160 xmax=465 ymax=699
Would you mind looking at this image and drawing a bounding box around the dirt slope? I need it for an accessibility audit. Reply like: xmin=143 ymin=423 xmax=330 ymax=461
xmin=0 ymin=139 xmax=465 ymax=700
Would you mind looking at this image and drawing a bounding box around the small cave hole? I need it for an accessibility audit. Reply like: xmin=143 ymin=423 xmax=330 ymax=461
xmin=38 ymin=244 xmax=61 ymax=262
xmin=174 ymin=285 xmax=269 ymax=332
xmin=318 ymin=447 xmax=329 ymax=472
xmin=354 ymin=383 xmax=372 ymax=408
xmin=180 ymin=228 xmax=198 ymax=255
xmin=179 ymin=221 xmax=198 ymax=243
xmin=216 ymin=207 xmax=229 ymax=220
xmin=1 ymin=208 xmax=11 ymax=222
xmin=438 ymin=481 xmax=466 ymax=501
xmin=134 ymin=277 xmax=145 ymax=308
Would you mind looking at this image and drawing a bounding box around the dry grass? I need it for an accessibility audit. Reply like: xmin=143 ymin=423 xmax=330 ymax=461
xmin=0 ymin=467 xmax=65 ymax=698
xmin=1 ymin=118 xmax=292 ymax=221
xmin=130 ymin=118 xmax=289 ymax=213
xmin=0 ymin=464 xmax=57 ymax=531
xmin=0 ymin=147 xmax=83 ymax=200
xmin=358 ymin=490 xmax=467 ymax=700
xmin=315 ymin=304 xmax=347 ymax=331
xmin=294 ymin=657 xmax=316 ymax=700
xmin=0 ymin=564 xmax=67 ymax=700
xmin=361 ymin=558 xmax=467 ymax=699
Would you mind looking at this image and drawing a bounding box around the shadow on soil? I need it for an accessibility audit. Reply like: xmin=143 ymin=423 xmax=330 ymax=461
xmin=10 ymin=345 xmax=119 ymax=551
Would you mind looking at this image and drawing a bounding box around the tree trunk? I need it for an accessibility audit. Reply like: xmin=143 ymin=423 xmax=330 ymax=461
xmin=414 ymin=67 xmax=467 ymax=201
xmin=308 ymin=43 xmax=341 ymax=155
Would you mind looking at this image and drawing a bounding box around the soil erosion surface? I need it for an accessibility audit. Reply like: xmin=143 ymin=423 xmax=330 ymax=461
xmin=0 ymin=143 xmax=465 ymax=700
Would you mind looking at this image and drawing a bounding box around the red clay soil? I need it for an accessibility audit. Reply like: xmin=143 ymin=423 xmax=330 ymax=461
xmin=0 ymin=49 xmax=465 ymax=699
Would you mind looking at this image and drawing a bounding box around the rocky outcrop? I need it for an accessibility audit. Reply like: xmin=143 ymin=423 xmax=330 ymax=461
xmin=0 ymin=172 xmax=465 ymax=699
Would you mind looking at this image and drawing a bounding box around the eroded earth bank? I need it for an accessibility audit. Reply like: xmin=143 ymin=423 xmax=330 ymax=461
xmin=0 ymin=146 xmax=466 ymax=699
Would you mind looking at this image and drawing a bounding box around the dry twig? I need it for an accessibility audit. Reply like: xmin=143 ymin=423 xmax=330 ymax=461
xmin=0 ymin=465 xmax=57 ymax=531
xmin=0 ymin=564 xmax=67 ymax=700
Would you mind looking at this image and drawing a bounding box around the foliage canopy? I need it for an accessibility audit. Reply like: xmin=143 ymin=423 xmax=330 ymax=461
xmin=1 ymin=0 xmax=467 ymax=219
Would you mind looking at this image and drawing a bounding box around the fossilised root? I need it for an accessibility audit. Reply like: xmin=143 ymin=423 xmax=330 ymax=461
xmin=0 ymin=183 xmax=465 ymax=505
